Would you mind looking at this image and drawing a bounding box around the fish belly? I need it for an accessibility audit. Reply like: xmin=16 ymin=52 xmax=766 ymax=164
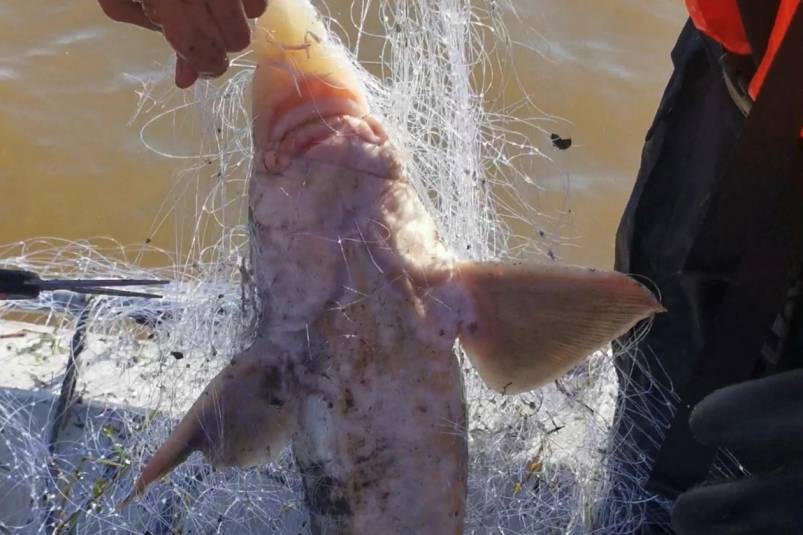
xmin=293 ymin=245 xmax=467 ymax=535
xmin=249 ymin=119 xmax=468 ymax=533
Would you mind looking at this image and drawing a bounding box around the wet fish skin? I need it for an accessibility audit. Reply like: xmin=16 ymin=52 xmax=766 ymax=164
xmin=249 ymin=94 xmax=466 ymax=531
xmin=124 ymin=0 xmax=663 ymax=532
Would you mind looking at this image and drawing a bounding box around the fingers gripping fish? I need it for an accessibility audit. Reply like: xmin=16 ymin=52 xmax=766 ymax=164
xmin=124 ymin=0 xmax=663 ymax=532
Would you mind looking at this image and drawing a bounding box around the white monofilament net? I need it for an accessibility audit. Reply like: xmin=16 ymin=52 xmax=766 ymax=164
xmin=0 ymin=1 xmax=701 ymax=533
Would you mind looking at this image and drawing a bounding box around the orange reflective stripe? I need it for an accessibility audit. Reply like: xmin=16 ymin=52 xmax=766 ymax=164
xmin=685 ymin=0 xmax=751 ymax=54
xmin=685 ymin=0 xmax=801 ymax=138
xmin=748 ymin=0 xmax=802 ymax=98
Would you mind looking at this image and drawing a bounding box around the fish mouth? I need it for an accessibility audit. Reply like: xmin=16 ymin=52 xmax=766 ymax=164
xmin=254 ymin=73 xmax=388 ymax=173
xmin=257 ymin=109 xmax=391 ymax=176
xmin=267 ymin=94 xmax=369 ymax=147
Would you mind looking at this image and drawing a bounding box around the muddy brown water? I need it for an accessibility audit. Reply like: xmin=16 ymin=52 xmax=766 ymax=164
xmin=0 ymin=1 xmax=685 ymax=269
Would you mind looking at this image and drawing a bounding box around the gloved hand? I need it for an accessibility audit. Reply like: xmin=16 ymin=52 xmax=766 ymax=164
xmin=98 ymin=0 xmax=268 ymax=88
xmin=671 ymin=369 xmax=803 ymax=534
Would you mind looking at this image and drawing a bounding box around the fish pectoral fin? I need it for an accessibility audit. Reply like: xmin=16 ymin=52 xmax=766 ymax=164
xmin=120 ymin=343 xmax=297 ymax=508
xmin=455 ymin=262 xmax=664 ymax=395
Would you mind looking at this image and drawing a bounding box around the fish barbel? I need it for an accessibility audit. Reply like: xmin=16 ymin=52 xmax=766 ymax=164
xmin=123 ymin=0 xmax=663 ymax=532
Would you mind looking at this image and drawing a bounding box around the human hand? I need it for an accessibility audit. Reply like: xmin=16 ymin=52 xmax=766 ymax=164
xmin=98 ymin=0 xmax=268 ymax=88
xmin=671 ymin=370 xmax=803 ymax=533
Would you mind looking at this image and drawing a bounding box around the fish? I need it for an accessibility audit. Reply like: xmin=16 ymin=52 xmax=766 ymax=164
xmin=122 ymin=0 xmax=663 ymax=532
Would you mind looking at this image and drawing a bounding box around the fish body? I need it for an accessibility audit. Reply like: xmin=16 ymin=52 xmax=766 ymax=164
xmin=125 ymin=1 xmax=663 ymax=532
xmin=250 ymin=59 xmax=468 ymax=531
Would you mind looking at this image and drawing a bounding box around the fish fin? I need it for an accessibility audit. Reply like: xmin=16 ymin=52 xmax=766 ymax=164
xmin=455 ymin=262 xmax=664 ymax=394
xmin=120 ymin=342 xmax=297 ymax=509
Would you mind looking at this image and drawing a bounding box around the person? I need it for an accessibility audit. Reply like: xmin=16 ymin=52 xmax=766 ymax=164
xmin=612 ymin=0 xmax=803 ymax=533
xmin=98 ymin=0 xmax=267 ymax=87
xmin=98 ymin=1 xmax=803 ymax=533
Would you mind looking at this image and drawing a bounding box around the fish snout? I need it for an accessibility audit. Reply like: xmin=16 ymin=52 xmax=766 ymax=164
xmin=251 ymin=0 xmax=388 ymax=166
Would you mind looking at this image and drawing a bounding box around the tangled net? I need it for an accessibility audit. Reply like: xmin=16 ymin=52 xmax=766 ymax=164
xmin=0 ymin=1 xmax=710 ymax=533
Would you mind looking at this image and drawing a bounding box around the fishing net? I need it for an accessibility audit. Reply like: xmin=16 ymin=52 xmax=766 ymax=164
xmin=0 ymin=1 xmax=698 ymax=533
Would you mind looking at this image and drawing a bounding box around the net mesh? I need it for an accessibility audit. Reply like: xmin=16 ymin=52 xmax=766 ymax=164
xmin=0 ymin=1 xmax=699 ymax=533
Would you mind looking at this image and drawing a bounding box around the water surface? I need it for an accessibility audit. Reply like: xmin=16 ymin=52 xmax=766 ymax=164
xmin=0 ymin=1 xmax=685 ymax=268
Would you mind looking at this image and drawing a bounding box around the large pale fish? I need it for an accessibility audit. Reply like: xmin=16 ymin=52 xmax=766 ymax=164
xmin=123 ymin=0 xmax=663 ymax=532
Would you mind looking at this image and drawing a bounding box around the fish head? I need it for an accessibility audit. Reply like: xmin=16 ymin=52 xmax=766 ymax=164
xmin=248 ymin=0 xmax=399 ymax=212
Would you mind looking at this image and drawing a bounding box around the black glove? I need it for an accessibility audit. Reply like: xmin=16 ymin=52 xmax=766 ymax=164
xmin=671 ymin=369 xmax=803 ymax=534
